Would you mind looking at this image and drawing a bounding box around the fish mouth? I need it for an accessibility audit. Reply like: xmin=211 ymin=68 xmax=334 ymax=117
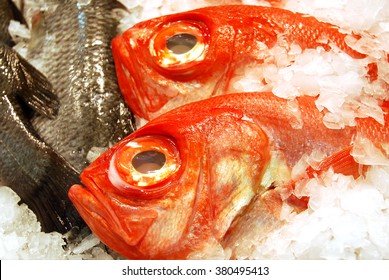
xmin=68 ymin=183 xmax=112 ymax=230
xmin=68 ymin=181 xmax=140 ymax=258
xmin=68 ymin=182 xmax=128 ymax=248
xmin=68 ymin=177 xmax=158 ymax=259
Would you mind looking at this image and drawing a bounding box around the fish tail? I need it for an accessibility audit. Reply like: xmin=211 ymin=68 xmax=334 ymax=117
xmin=28 ymin=150 xmax=86 ymax=233
xmin=0 ymin=96 xmax=84 ymax=233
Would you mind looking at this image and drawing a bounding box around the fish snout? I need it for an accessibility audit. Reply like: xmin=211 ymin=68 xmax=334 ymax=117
xmin=68 ymin=183 xmax=158 ymax=252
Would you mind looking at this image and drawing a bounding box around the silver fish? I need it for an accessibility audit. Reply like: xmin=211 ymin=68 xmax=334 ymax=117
xmin=29 ymin=0 xmax=136 ymax=171
xmin=0 ymin=43 xmax=85 ymax=233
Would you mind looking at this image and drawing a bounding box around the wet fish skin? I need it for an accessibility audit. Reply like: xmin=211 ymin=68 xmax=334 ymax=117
xmin=112 ymin=5 xmax=366 ymax=120
xmin=0 ymin=43 xmax=85 ymax=233
xmin=30 ymin=0 xmax=136 ymax=172
xmin=0 ymin=0 xmax=26 ymax=46
xmin=0 ymin=0 xmax=14 ymax=45
xmin=0 ymin=42 xmax=58 ymax=117
xmin=69 ymin=92 xmax=388 ymax=259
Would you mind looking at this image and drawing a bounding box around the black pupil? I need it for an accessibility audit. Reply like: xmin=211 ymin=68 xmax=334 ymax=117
xmin=132 ymin=150 xmax=167 ymax=174
xmin=166 ymin=33 xmax=197 ymax=54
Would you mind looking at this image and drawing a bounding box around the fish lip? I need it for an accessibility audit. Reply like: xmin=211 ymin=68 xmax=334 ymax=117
xmin=69 ymin=181 xmax=146 ymax=258
xmin=69 ymin=174 xmax=157 ymax=253
xmin=69 ymin=177 xmax=124 ymax=232
xmin=68 ymin=181 xmax=112 ymax=228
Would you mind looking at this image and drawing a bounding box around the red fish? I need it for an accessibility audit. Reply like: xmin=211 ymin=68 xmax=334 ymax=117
xmin=68 ymin=92 xmax=388 ymax=259
xmin=112 ymin=5 xmax=365 ymax=120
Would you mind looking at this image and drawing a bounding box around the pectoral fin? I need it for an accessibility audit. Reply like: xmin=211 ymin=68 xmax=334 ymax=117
xmin=306 ymin=146 xmax=365 ymax=179
xmin=1 ymin=43 xmax=58 ymax=118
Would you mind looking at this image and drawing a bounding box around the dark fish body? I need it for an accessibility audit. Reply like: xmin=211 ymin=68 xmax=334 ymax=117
xmin=0 ymin=0 xmax=14 ymax=45
xmin=30 ymin=0 xmax=136 ymax=171
xmin=0 ymin=43 xmax=85 ymax=233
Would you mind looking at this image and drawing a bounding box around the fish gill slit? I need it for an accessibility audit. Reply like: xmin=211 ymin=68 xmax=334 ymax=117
xmin=219 ymin=29 xmax=241 ymax=93
xmin=184 ymin=158 xmax=206 ymax=237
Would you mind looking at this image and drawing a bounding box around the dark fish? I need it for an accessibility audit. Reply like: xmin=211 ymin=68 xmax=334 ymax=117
xmin=0 ymin=0 xmax=15 ymax=45
xmin=29 ymin=0 xmax=136 ymax=172
xmin=0 ymin=0 xmax=27 ymax=46
xmin=0 ymin=42 xmax=85 ymax=233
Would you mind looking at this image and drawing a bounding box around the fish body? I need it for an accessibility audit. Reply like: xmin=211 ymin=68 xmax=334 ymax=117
xmin=0 ymin=43 xmax=84 ymax=233
xmin=0 ymin=0 xmax=15 ymax=45
xmin=29 ymin=0 xmax=136 ymax=171
xmin=69 ymin=92 xmax=388 ymax=259
xmin=112 ymin=5 xmax=365 ymax=120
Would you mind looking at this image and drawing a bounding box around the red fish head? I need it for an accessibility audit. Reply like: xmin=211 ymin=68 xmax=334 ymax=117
xmin=69 ymin=101 xmax=271 ymax=259
xmin=112 ymin=5 xmax=364 ymax=120
xmin=112 ymin=6 xmax=238 ymax=120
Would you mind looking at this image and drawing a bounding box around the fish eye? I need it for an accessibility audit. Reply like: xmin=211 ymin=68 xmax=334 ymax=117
xmin=108 ymin=136 xmax=181 ymax=193
xmin=166 ymin=33 xmax=198 ymax=54
xmin=132 ymin=150 xmax=167 ymax=173
xmin=150 ymin=20 xmax=209 ymax=74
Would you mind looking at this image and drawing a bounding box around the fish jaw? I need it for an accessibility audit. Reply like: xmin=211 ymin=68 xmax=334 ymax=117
xmin=68 ymin=180 xmax=159 ymax=259
xmin=68 ymin=184 xmax=146 ymax=259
